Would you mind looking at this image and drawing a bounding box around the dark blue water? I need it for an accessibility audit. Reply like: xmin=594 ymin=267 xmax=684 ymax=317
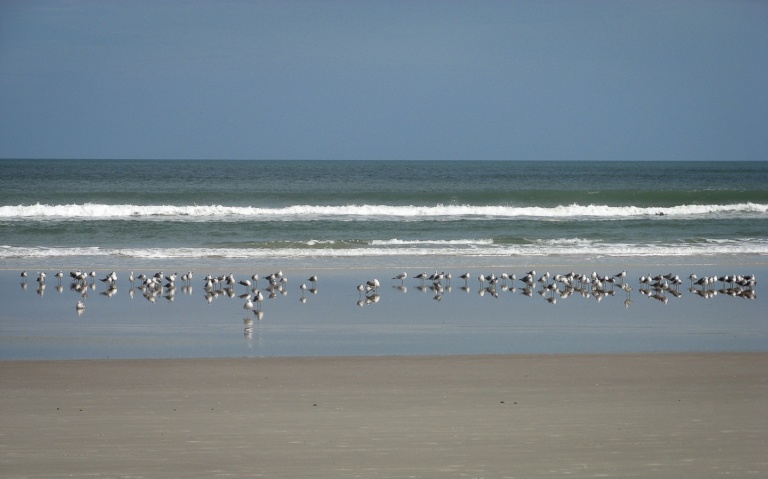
xmin=1 ymin=160 xmax=767 ymax=266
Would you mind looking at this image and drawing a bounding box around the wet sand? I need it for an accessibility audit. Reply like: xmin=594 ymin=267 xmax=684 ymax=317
xmin=2 ymin=353 xmax=767 ymax=478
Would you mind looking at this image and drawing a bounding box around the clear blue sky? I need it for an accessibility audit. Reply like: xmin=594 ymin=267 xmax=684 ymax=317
xmin=1 ymin=0 xmax=766 ymax=161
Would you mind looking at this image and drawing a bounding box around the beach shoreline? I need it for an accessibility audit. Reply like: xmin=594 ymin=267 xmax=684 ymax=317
xmin=2 ymin=353 xmax=767 ymax=478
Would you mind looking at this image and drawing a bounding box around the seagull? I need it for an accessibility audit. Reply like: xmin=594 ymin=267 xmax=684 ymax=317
xmin=243 ymin=297 xmax=254 ymax=310
xmin=308 ymin=275 xmax=318 ymax=286
xmin=254 ymin=290 xmax=264 ymax=308
xmin=20 ymin=271 xmax=28 ymax=282
xmin=393 ymin=272 xmax=407 ymax=284
xmin=76 ymin=300 xmax=85 ymax=310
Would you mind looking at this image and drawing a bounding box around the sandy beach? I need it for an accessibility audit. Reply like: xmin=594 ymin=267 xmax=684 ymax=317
xmin=2 ymin=353 xmax=766 ymax=478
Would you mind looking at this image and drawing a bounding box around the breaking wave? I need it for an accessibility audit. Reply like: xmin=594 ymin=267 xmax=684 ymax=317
xmin=1 ymin=202 xmax=767 ymax=221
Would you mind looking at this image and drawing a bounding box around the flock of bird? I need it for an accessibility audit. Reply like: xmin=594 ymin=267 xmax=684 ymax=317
xmin=19 ymin=269 xmax=320 ymax=316
xmin=357 ymin=269 xmax=758 ymax=307
xmin=20 ymin=267 xmax=757 ymax=314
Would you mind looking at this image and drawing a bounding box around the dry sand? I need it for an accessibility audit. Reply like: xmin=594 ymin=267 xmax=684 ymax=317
xmin=2 ymin=353 xmax=767 ymax=478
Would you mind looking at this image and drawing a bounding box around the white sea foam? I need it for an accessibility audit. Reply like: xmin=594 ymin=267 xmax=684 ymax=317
xmin=369 ymin=238 xmax=495 ymax=246
xmin=1 ymin=202 xmax=767 ymax=221
xmin=3 ymin=239 xmax=767 ymax=260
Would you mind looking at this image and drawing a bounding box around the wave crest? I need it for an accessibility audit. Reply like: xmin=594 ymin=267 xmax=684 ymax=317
xmin=1 ymin=202 xmax=766 ymax=221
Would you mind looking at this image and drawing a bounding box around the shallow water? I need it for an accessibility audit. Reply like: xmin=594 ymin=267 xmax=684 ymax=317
xmin=2 ymin=262 xmax=765 ymax=360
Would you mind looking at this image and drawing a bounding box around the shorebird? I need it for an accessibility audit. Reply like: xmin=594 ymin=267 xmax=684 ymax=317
xmin=243 ymin=297 xmax=253 ymax=310
xmin=393 ymin=272 xmax=407 ymax=284
xmin=308 ymin=275 xmax=318 ymax=286
xmin=254 ymin=290 xmax=264 ymax=308
xmin=76 ymin=300 xmax=85 ymax=311
xmin=20 ymin=271 xmax=28 ymax=282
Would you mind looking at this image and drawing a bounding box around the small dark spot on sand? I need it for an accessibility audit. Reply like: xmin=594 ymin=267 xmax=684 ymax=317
xmin=313 ymin=404 xmax=317 ymax=407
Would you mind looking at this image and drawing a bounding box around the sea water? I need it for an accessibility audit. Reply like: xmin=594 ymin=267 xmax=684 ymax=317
xmin=1 ymin=159 xmax=767 ymax=268
xmin=1 ymin=160 xmax=766 ymax=359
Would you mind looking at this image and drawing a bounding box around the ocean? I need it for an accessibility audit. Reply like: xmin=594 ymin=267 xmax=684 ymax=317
xmin=1 ymin=159 xmax=767 ymax=268
xmin=1 ymin=159 xmax=766 ymax=360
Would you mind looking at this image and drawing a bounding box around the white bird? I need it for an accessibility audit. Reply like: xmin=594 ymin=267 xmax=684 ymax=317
xmin=243 ymin=297 xmax=254 ymax=310
xmin=76 ymin=300 xmax=85 ymax=310
xmin=366 ymin=278 xmax=380 ymax=290
xmin=393 ymin=272 xmax=407 ymax=284
xmin=254 ymin=290 xmax=264 ymax=307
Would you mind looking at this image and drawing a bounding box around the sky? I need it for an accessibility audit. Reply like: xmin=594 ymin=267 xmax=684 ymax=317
xmin=0 ymin=0 xmax=766 ymax=161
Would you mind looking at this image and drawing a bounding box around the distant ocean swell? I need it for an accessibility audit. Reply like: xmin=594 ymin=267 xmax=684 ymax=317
xmin=2 ymin=202 xmax=767 ymax=220
xmin=3 ymin=238 xmax=767 ymax=259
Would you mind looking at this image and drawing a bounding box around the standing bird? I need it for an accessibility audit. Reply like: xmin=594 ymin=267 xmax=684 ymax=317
xmin=308 ymin=275 xmax=318 ymax=286
xmin=393 ymin=272 xmax=407 ymax=284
